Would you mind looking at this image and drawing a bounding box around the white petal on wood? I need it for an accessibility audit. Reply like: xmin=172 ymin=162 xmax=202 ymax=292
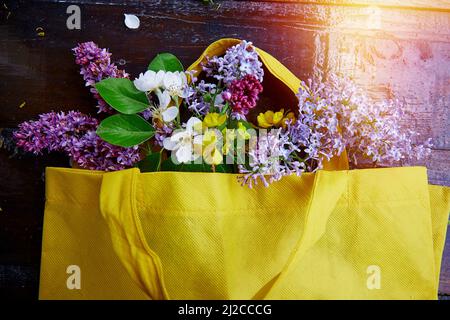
xmin=124 ymin=14 xmax=140 ymax=29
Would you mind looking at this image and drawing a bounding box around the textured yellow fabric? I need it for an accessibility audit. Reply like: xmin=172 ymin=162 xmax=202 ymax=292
xmin=39 ymin=168 xmax=148 ymax=299
xmin=98 ymin=166 xmax=449 ymax=300
xmin=40 ymin=166 xmax=449 ymax=300
xmin=429 ymin=185 xmax=450 ymax=286
xmin=187 ymin=38 xmax=349 ymax=171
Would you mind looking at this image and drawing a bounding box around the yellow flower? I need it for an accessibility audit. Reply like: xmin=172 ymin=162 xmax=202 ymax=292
xmin=221 ymin=128 xmax=236 ymax=155
xmin=222 ymin=141 xmax=232 ymax=155
xmin=222 ymin=128 xmax=236 ymax=140
xmin=220 ymin=123 xmax=251 ymax=155
xmin=203 ymin=113 xmax=227 ymax=128
xmin=257 ymin=109 xmax=296 ymax=129
xmin=200 ymin=129 xmax=223 ymax=165
xmin=257 ymin=109 xmax=284 ymax=128
xmin=237 ymin=122 xmax=251 ymax=140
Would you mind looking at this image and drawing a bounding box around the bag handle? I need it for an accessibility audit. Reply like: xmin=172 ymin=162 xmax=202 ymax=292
xmin=254 ymin=170 xmax=348 ymax=299
xmin=99 ymin=168 xmax=169 ymax=300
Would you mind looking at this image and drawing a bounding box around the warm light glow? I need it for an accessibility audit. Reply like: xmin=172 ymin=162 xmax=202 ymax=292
xmin=366 ymin=6 xmax=382 ymax=30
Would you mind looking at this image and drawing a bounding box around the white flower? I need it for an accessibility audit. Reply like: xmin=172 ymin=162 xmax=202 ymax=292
xmin=163 ymin=117 xmax=202 ymax=163
xmin=163 ymin=71 xmax=188 ymax=98
xmin=133 ymin=70 xmax=164 ymax=92
xmin=156 ymin=89 xmax=178 ymax=122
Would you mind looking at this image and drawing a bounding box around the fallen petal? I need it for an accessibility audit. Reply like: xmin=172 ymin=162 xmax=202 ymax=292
xmin=124 ymin=14 xmax=140 ymax=29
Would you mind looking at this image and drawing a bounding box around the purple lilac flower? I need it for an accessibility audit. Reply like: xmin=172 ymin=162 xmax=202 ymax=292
xmin=14 ymin=111 xmax=98 ymax=154
xmin=14 ymin=111 xmax=140 ymax=171
xmin=202 ymin=40 xmax=264 ymax=84
xmin=67 ymin=130 xmax=140 ymax=171
xmin=223 ymin=75 xmax=263 ymax=118
xmin=73 ymin=42 xmax=129 ymax=113
xmin=185 ymin=41 xmax=264 ymax=118
xmin=141 ymin=108 xmax=153 ymax=121
xmin=184 ymin=80 xmax=219 ymax=116
xmin=294 ymin=73 xmax=432 ymax=170
xmin=238 ymin=73 xmax=432 ymax=188
xmin=238 ymin=129 xmax=303 ymax=188
xmin=154 ymin=124 xmax=174 ymax=147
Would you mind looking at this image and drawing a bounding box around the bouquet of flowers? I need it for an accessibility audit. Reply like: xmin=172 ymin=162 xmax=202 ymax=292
xmin=14 ymin=40 xmax=432 ymax=187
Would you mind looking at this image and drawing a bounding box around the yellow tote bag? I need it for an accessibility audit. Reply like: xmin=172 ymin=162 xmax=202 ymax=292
xmin=40 ymin=166 xmax=449 ymax=300
xmin=98 ymin=166 xmax=450 ymax=300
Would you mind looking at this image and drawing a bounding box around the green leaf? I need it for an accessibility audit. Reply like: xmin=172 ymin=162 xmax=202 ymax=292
xmin=95 ymin=78 xmax=149 ymax=114
xmin=160 ymin=158 xmax=201 ymax=172
xmin=148 ymin=53 xmax=184 ymax=72
xmin=138 ymin=152 xmax=162 ymax=172
xmin=215 ymin=163 xmax=234 ymax=173
xmin=159 ymin=158 xmax=178 ymax=171
xmin=96 ymin=114 xmax=155 ymax=147
xmin=239 ymin=120 xmax=255 ymax=129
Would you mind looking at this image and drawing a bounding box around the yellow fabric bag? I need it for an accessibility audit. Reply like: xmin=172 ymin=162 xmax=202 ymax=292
xmin=40 ymin=166 xmax=449 ymax=300
xmin=99 ymin=167 xmax=449 ymax=300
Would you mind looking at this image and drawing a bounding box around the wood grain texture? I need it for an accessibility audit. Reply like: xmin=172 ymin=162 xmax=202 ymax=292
xmin=0 ymin=0 xmax=449 ymax=299
xmin=267 ymin=0 xmax=450 ymax=11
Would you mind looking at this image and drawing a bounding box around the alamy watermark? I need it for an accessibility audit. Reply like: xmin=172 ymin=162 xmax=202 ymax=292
xmin=66 ymin=264 xmax=81 ymax=290
xmin=366 ymin=265 xmax=381 ymax=290
xmin=66 ymin=5 xmax=81 ymax=30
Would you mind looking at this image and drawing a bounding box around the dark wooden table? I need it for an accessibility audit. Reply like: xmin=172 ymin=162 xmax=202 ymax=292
xmin=1 ymin=0 xmax=449 ymax=299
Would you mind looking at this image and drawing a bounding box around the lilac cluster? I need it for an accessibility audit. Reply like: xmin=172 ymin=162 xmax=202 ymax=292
xmin=73 ymin=42 xmax=128 ymax=113
xmin=184 ymin=80 xmax=221 ymax=116
xmin=238 ymin=73 xmax=432 ymax=187
xmin=69 ymin=131 xmax=140 ymax=171
xmin=202 ymin=40 xmax=264 ymax=84
xmin=294 ymin=74 xmax=432 ymax=170
xmin=184 ymin=41 xmax=265 ymax=120
xmin=154 ymin=124 xmax=174 ymax=147
xmin=223 ymin=74 xmax=263 ymax=119
xmin=14 ymin=111 xmax=140 ymax=171
xmin=14 ymin=111 xmax=98 ymax=154
xmin=238 ymin=129 xmax=304 ymax=188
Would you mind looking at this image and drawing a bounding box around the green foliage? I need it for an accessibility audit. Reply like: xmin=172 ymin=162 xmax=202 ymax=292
xmin=97 ymin=114 xmax=155 ymax=147
xmin=138 ymin=152 xmax=162 ymax=172
xmin=95 ymin=78 xmax=149 ymax=114
xmin=148 ymin=53 xmax=184 ymax=72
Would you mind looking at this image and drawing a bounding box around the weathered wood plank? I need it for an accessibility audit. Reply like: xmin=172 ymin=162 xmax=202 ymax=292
xmin=30 ymin=0 xmax=450 ymax=11
xmin=0 ymin=0 xmax=449 ymax=299
xmin=317 ymin=7 xmax=450 ymax=185
xmin=269 ymin=0 xmax=450 ymax=11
